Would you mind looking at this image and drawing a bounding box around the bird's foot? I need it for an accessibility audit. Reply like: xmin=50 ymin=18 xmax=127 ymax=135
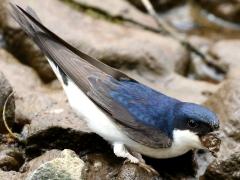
xmin=124 ymin=159 xmax=159 ymax=175
xmin=113 ymin=143 xmax=158 ymax=175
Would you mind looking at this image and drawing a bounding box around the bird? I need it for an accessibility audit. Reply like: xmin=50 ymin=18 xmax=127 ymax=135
xmin=10 ymin=4 xmax=220 ymax=174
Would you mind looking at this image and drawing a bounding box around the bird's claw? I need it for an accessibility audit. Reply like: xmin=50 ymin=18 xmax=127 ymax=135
xmin=124 ymin=159 xmax=159 ymax=175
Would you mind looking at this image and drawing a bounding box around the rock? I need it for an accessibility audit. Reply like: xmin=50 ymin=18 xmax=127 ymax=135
xmin=71 ymin=0 xmax=158 ymax=29
xmin=127 ymin=0 xmax=184 ymax=11
xmin=0 ymin=0 xmax=8 ymax=29
xmin=83 ymin=151 xmax=196 ymax=179
xmin=203 ymin=78 xmax=240 ymax=179
xmin=204 ymin=152 xmax=240 ymax=180
xmin=4 ymin=28 xmax=56 ymax=82
xmin=191 ymin=1 xmax=240 ymax=35
xmin=8 ymin=0 xmax=189 ymax=77
xmin=0 ymin=145 xmax=24 ymax=171
xmin=0 ymin=33 xmax=6 ymax=48
xmin=1 ymin=0 xmax=55 ymax=82
xmin=205 ymin=79 xmax=240 ymax=143
xmin=82 ymin=153 xmax=123 ymax=179
xmin=159 ymin=3 xmax=195 ymax=32
xmin=144 ymin=150 xmax=197 ymax=179
xmin=210 ymin=40 xmax=240 ymax=75
xmin=0 ymin=49 xmax=42 ymax=92
xmin=25 ymin=149 xmax=85 ymax=180
xmin=0 ymin=72 xmax=15 ymax=134
xmin=117 ymin=163 xmax=158 ymax=179
xmin=18 ymin=89 xmax=90 ymax=143
xmin=0 ymin=170 xmax=22 ymax=180
xmin=198 ymin=0 xmax=240 ymax=24
xmin=188 ymin=36 xmax=225 ymax=82
xmin=21 ymin=149 xmax=62 ymax=173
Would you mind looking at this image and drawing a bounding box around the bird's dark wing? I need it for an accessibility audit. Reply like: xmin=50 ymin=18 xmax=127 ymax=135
xmin=11 ymin=4 xmax=173 ymax=148
xmin=87 ymin=77 xmax=174 ymax=148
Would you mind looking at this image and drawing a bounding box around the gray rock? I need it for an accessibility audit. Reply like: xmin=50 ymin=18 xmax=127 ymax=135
xmin=205 ymin=79 xmax=240 ymax=142
xmin=8 ymin=0 xmax=189 ymax=77
xmin=0 ymin=49 xmax=42 ymax=92
xmin=20 ymin=90 xmax=90 ymax=140
xmin=127 ymin=0 xmax=184 ymax=11
xmin=0 ymin=0 xmax=8 ymax=29
xmin=82 ymin=153 xmax=123 ymax=179
xmin=210 ymin=40 xmax=240 ymax=74
xmin=4 ymin=29 xmax=56 ymax=82
xmin=0 ymin=145 xmax=24 ymax=171
xmin=71 ymin=0 xmax=158 ymax=29
xmin=188 ymin=36 xmax=225 ymax=82
xmin=117 ymin=163 xmax=158 ymax=179
xmin=0 ymin=72 xmax=15 ymax=134
xmin=1 ymin=0 xmax=55 ymax=82
xmin=198 ymin=0 xmax=240 ymax=24
xmin=82 ymin=153 xmax=159 ymax=179
xmin=26 ymin=149 xmax=85 ymax=180
xmin=0 ymin=49 xmax=89 ymax=143
xmin=0 ymin=170 xmax=22 ymax=180
xmin=203 ymin=78 xmax=240 ymax=179
xmin=204 ymin=152 xmax=240 ymax=180
xmin=21 ymin=149 xmax=62 ymax=173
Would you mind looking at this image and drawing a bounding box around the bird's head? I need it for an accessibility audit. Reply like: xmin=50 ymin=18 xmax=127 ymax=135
xmin=173 ymin=102 xmax=221 ymax=156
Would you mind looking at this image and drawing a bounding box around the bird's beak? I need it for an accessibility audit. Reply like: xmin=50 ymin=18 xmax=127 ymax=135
xmin=199 ymin=131 xmax=221 ymax=157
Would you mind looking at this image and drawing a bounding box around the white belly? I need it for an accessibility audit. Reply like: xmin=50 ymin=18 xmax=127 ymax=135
xmin=48 ymin=60 xmax=203 ymax=159
xmin=62 ymin=78 xmax=203 ymax=159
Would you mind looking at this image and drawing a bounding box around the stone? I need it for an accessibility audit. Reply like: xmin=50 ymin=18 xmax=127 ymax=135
xmin=159 ymin=3 xmax=195 ymax=32
xmin=203 ymin=78 xmax=240 ymax=179
xmin=117 ymin=163 xmax=158 ymax=179
xmin=0 ymin=145 xmax=24 ymax=171
xmin=4 ymin=29 xmax=56 ymax=82
xmin=204 ymin=152 xmax=240 ymax=180
xmin=205 ymin=79 xmax=240 ymax=143
xmin=8 ymin=0 xmax=189 ymax=77
xmin=1 ymin=0 xmax=55 ymax=82
xmin=198 ymin=0 xmax=240 ymax=24
xmin=0 ymin=0 xmax=8 ymax=29
xmin=20 ymin=90 xmax=89 ymax=140
xmin=127 ymin=0 xmax=184 ymax=11
xmin=25 ymin=149 xmax=85 ymax=180
xmin=144 ymin=150 xmax=197 ymax=179
xmin=21 ymin=149 xmax=62 ymax=173
xmin=210 ymin=40 xmax=240 ymax=76
xmin=71 ymin=0 xmax=158 ymax=29
xmin=82 ymin=153 xmax=123 ymax=179
xmin=0 ymin=49 xmax=42 ymax=92
xmin=0 ymin=170 xmax=22 ymax=180
xmin=0 ymin=72 xmax=15 ymax=134
xmin=187 ymin=36 xmax=225 ymax=82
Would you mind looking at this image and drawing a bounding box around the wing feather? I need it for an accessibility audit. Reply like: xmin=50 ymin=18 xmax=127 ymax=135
xmin=11 ymin=4 xmax=173 ymax=148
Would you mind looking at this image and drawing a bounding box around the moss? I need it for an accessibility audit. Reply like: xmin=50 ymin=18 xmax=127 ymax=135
xmin=60 ymin=0 xmax=124 ymax=24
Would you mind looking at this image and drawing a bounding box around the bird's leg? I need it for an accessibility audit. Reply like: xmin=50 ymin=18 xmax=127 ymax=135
xmin=113 ymin=143 xmax=158 ymax=175
xmin=113 ymin=143 xmax=139 ymax=163
xmin=130 ymin=150 xmax=145 ymax=163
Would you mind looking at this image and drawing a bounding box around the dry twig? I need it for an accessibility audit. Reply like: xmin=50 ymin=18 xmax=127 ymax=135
xmin=2 ymin=91 xmax=22 ymax=141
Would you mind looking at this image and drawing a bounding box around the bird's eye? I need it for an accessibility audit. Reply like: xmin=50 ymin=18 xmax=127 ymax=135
xmin=187 ymin=119 xmax=198 ymax=128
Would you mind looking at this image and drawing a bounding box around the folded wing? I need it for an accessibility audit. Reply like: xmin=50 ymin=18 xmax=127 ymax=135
xmin=11 ymin=4 xmax=173 ymax=148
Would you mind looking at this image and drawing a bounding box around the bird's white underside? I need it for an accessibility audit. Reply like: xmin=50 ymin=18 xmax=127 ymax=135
xmin=48 ymin=59 xmax=204 ymax=159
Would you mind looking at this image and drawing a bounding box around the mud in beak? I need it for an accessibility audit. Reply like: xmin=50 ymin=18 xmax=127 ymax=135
xmin=200 ymin=132 xmax=221 ymax=157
